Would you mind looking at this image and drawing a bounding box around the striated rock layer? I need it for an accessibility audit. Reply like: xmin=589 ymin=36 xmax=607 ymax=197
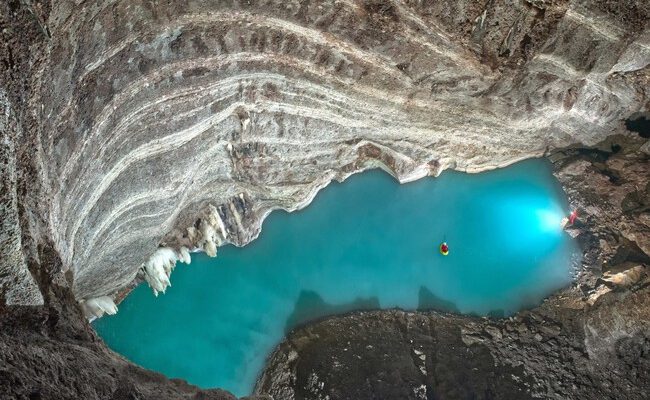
xmin=2 ymin=0 xmax=649 ymax=306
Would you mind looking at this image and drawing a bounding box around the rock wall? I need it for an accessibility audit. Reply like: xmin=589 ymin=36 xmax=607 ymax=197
xmin=0 ymin=0 xmax=50 ymax=306
xmin=0 ymin=239 xmax=247 ymax=399
xmin=0 ymin=91 xmax=43 ymax=306
xmin=2 ymin=0 xmax=649 ymax=307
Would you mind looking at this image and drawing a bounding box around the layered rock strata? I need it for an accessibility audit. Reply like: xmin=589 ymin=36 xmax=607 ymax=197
xmin=2 ymin=0 xmax=649 ymax=310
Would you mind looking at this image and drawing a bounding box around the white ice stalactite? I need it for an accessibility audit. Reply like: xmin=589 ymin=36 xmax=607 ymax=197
xmin=208 ymin=204 xmax=229 ymax=240
xmin=201 ymin=225 xmax=218 ymax=257
xmin=200 ymin=222 xmax=221 ymax=257
xmin=186 ymin=226 xmax=199 ymax=243
xmin=80 ymin=296 xmax=118 ymax=320
xmin=142 ymin=247 xmax=177 ymax=296
xmin=199 ymin=204 xmax=226 ymax=258
xmin=139 ymin=205 xmax=229 ymax=298
xmin=177 ymin=246 xmax=191 ymax=264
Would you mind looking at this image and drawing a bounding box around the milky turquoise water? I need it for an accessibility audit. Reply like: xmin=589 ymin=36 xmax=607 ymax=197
xmin=94 ymin=159 xmax=581 ymax=397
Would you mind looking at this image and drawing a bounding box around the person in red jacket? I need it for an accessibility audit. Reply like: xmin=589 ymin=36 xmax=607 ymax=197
xmin=562 ymin=209 xmax=578 ymax=229
xmin=439 ymin=242 xmax=449 ymax=256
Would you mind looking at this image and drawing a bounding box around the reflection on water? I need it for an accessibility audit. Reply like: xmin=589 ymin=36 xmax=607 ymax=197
xmin=94 ymin=159 xmax=582 ymax=397
xmin=417 ymin=286 xmax=459 ymax=313
xmin=285 ymin=290 xmax=379 ymax=333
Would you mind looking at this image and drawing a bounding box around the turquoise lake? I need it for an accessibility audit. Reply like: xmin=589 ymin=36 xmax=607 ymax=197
xmin=94 ymin=159 xmax=582 ymax=397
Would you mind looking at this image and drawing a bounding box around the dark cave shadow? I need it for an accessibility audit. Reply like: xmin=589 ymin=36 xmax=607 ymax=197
xmin=284 ymin=290 xmax=380 ymax=334
xmin=417 ymin=286 xmax=511 ymax=319
xmin=284 ymin=285 xmax=521 ymax=334
xmin=416 ymin=286 xmax=460 ymax=313
xmin=625 ymin=112 xmax=650 ymax=138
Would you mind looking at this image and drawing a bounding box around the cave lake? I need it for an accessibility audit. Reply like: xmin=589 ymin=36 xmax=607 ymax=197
xmin=94 ymin=158 xmax=582 ymax=397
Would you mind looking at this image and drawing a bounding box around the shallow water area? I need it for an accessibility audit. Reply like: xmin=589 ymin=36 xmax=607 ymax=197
xmin=94 ymin=159 xmax=582 ymax=397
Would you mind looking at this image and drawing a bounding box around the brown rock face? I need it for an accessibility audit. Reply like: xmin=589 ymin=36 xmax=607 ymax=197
xmin=0 ymin=2 xmax=244 ymax=399
xmin=0 ymin=241 xmax=243 ymax=400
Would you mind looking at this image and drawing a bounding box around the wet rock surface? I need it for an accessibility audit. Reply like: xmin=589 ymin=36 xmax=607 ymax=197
xmin=255 ymin=136 xmax=650 ymax=400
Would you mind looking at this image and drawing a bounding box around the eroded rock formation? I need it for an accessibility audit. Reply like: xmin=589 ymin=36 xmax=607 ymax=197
xmin=0 ymin=245 xmax=242 ymax=400
xmin=2 ymin=0 xmax=649 ymax=308
xmin=1 ymin=0 xmax=649 ymax=399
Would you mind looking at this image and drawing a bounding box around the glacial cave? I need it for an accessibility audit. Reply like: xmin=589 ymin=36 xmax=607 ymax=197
xmin=1 ymin=1 xmax=648 ymax=399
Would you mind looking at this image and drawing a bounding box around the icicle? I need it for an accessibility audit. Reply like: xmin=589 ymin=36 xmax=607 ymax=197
xmin=178 ymin=246 xmax=191 ymax=264
xmin=143 ymin=247 xmax=177 ymax=296
xmin=186 ymin=226 xmax=199 ymax=242
xmin=201 ymin=224 xmax=218 ymax=257
xmin=81 ymin=296 xmax=118 ymax=319
xmin=205 ymin=239 xmax=217 ymax=257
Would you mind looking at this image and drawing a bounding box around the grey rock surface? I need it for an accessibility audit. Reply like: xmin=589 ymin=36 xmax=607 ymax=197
xmin=3 ymin=0 xmax=650 ymax=304
xmin=0 ymin=243 xmax=243 ymax=400
xmin=0 ymin=90 xmax=43 ymax=306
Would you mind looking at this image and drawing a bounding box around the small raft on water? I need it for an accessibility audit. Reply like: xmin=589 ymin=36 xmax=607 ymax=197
xmin=439 ymin=242 xmax=449 ymax=256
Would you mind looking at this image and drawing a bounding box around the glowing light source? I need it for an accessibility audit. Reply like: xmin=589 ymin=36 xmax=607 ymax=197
xmin=535 ymin=208 xmax=564 ymax=232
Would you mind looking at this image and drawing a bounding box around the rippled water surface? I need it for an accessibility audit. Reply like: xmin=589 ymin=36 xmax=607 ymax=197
xmin=95 ymin=159 xmax=581 ymax=396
